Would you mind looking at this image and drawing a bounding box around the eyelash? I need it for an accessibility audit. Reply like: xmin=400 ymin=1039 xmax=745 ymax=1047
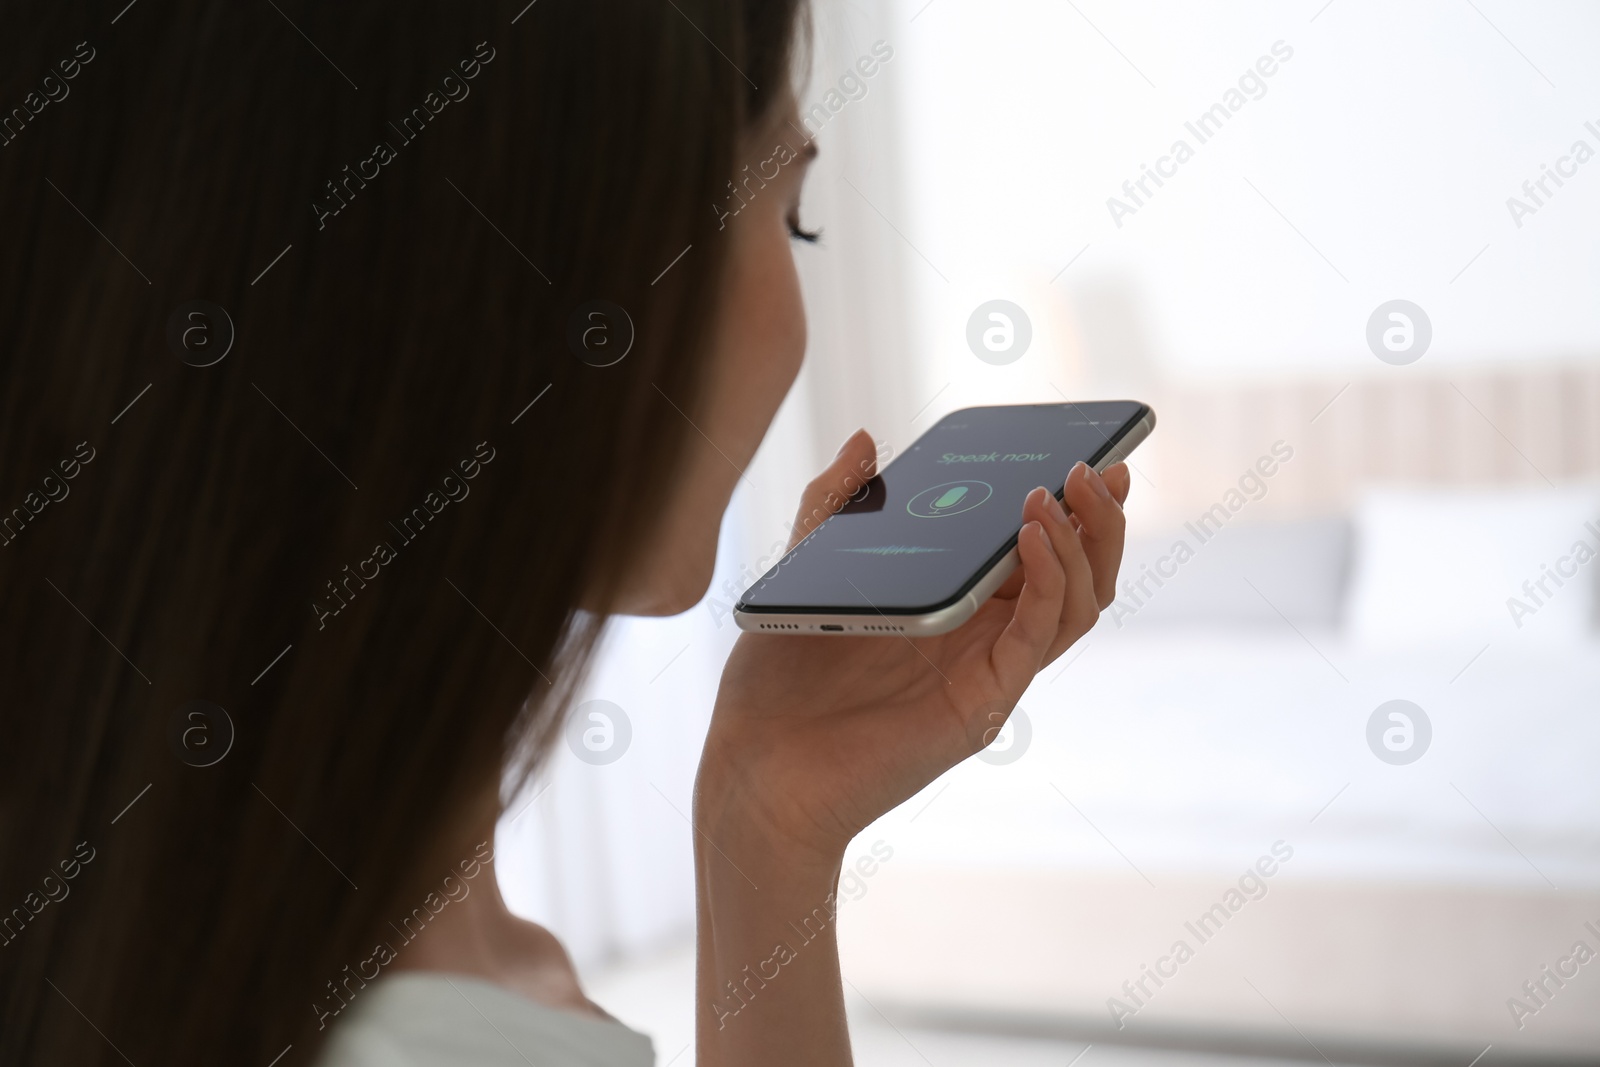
xmin=788 ymin=216 xmax=822 ymax=243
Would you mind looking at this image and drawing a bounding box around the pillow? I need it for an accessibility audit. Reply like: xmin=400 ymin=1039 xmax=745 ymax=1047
xmin=1115 ymin=516 xmax=1352 ymax=629
xmin=1345 ymin=484 xmax=1600 ymax=646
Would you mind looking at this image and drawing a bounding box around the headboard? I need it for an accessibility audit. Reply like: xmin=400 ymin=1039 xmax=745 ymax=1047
xmin=1119 ymin=360 xmax=1600 ymax=527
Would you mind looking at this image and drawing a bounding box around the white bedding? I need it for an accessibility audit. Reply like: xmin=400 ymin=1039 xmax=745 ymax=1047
xmin=869 ymin=624 xmax=1600 ymax=889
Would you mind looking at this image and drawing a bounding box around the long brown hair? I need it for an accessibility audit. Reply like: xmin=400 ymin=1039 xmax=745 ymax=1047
xmin=0 ymin=2 xmax=803 ymax=1062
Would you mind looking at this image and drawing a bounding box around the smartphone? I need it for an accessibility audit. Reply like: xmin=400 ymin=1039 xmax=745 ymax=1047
xmin=733 ymin=400 xmax=1154 ymax=636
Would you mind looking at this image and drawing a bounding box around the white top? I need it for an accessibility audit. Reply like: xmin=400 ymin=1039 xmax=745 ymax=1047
xmin=314 ymin=973 xmax=656 ymax=1067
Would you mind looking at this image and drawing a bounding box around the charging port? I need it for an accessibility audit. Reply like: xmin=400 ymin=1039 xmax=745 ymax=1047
xmin=819 ymin=624 xmax=844 ymax=632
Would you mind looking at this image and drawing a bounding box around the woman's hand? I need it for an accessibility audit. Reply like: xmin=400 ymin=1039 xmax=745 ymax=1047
xmin=692 ymin=429 xmax=1131 ymax=1066
xmin=697 ymin=427 xmax=1132 ymax=864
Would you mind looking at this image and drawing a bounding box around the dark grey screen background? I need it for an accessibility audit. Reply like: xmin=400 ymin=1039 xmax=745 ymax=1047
xmin=738 ymin=401 xmax=1146 ymax=614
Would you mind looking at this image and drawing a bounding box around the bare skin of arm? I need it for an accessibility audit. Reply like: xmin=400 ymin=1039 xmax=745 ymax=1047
xmin=693 ymin=432 xmax=1132 ymax=1065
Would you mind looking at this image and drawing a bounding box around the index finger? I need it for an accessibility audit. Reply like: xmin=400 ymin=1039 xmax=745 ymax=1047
xmin=1102 ymin=462 xmax=1132 ymax=506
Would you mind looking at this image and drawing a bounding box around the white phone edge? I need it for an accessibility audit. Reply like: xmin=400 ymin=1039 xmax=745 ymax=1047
xmin=733 ymin=406 xmax=1156 ymax=638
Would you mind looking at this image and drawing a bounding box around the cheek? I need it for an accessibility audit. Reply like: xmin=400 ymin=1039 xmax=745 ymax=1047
xmin=715 ymin=227 xmax=806 ymax=448
xmin=618 ymin=221 xmax=807 ymax=616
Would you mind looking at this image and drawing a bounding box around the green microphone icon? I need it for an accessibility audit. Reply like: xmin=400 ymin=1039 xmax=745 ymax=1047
xmin=909 ymin=480 xmax=991 ymax=518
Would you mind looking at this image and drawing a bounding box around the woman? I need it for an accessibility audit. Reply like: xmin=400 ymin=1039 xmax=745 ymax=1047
xmin=0 ymin=1 xmax=1130 ymax=1064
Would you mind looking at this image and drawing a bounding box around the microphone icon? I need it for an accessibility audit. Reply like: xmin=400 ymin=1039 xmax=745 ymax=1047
xmin=908 ymin=480 xmax=990 ymax=519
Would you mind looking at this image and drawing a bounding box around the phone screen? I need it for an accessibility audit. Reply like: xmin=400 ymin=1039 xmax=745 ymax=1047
xmin=738 ymin=401 xmax=1148 ymax=615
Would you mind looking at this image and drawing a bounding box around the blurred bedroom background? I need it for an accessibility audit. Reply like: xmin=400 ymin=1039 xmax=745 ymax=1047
xmin=497 ymin=1 xmax=1600 ymax=1063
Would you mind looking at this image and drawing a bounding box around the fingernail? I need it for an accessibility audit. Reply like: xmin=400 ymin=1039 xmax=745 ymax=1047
xmin=1047 ymin=491 xmax=1071 ymax=525
xmin=1088 ymin=465 xmax=1112 ymax=500
xmin=836 ymin=428 xmax=866 ymax=458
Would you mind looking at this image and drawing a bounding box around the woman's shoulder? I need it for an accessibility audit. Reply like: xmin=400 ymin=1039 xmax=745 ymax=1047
xmin=313 ymin=971 xmax=656 ymax=1067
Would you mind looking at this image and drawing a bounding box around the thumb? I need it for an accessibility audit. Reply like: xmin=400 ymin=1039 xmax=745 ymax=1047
xmin=788 ymin=428 xmax=878 ymax=550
